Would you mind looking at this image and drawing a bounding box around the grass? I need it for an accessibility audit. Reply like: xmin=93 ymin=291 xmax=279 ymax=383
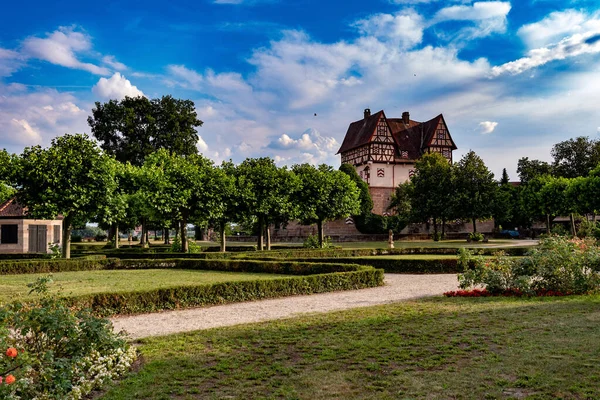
xmin=101 ymin=295 xmax=600 ymax=399
xmin=0 ymin=269 xmax=293 ymax=303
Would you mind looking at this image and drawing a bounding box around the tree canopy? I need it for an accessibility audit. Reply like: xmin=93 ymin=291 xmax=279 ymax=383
xmin=88 ymin=95 xmax=202 ymax=166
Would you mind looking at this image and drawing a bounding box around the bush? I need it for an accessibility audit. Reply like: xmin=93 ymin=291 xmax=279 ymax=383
xmin=458 ymin=236 xmax=600 ymax=295
xmin=71 ymin=234 xmax=83 ymax=243
xmin=94 ymin=233 xmax=108 ymax=241
xmin=550 ymin=224 xmax=569 ymax=237
xmin=0 ymin=277 xmax=136 ymax=399
xmin=0 ymin=258 xmax=116 ymax=275
xmin=303 ymin=234 xmax=334 ymax=249
xmin=577 ymin=219 xmax=600 ymax=239
xmin=468 ymin=232 xmax=485 ymax=242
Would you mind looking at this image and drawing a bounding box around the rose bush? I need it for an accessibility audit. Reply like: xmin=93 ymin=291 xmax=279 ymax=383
xmin=0 ymin=276 xmax=137 ymax=399
xmin=457 ymin=236 xmax=600 ymax=296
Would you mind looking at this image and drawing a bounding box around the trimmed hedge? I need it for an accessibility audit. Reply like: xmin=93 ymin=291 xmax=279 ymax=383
xmin=233 ymin=246 xmax=531 ymax=259
xmin=0 ymin=258 xmax=117 ymax=275
xmin=0 ymin=253 xmax=51 ymax=260
xmin=64 ymin=269 xmax=384 ymax=317
xmin=251 ymin=257 xmax=473 ymax=274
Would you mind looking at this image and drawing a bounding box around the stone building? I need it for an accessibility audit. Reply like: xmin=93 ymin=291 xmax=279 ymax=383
xmin=337 ymin=109 xmax=457 ymax=215
xmin=0 ymin=198 xmax=63 ymax=254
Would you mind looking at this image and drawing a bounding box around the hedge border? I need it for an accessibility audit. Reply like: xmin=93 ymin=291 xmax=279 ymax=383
xmin=63 ymin=269 xmax=384 ymax=317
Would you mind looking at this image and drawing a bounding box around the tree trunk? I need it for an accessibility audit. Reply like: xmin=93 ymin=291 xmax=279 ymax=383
xmin=180 ymin=217 xmax=188 ymax=253
xmin=220 ymin=222 xmax=226 ymax=253
xmin=140 ymin=218 xmax=147 ymax=248
xmin=317 ymin=219 xmax=324 ymax=248
xmin=257 ymin=218 xmax=264 ymax=251
xmin=472 ymin=218 xmax=477 ymax=234
xmin=114 ymin=224 xmax=119 ymax=249
xmin=441 ymin=219 xmax=446 ymax=240
xmin=145 ymin=229 xmax=149 ymax=246
xmin=164 ymin=228 xmax=169 ymax=245
xmin=570 ymin=213 xmax=576 ymax=236
xmin=61 ymin=214 xmax=73 ymax=259
xmin=546 ymin=214 xmax=551 ymax=235
xmin=433 ymin=218 xmax=439 ymax=241
xmin=266 ymin=224 xmax=271 ymax=251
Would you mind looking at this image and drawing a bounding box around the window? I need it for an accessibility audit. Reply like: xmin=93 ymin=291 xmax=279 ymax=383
xmin=54 ymin=225 xmax=61 ymax=244
xmin=0 ymin=225 xmax=18 ymax=244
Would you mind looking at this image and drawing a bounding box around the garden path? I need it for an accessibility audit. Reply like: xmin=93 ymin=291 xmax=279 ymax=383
xmin=111 ymin=274 xmax=459 ymax=339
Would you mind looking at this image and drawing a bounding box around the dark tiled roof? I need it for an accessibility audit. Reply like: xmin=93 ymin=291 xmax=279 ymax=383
xmin=337 ymin=111 xmax=383 ymax=154
xmin=0 ymin=198 xmax=26 ymax=218
xmin=388 ymin=118 xmax=423 ymax=160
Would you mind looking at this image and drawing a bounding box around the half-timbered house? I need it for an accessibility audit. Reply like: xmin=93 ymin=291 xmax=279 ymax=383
xmin=337 ymin=109 xmax=457 ymax=214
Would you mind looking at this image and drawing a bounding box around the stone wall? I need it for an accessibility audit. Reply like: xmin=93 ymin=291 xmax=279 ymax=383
xmin=369 ymin=187 xmax=395 ymax=215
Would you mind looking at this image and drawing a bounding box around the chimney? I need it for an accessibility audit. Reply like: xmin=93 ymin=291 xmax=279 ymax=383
xmin=402 ymin=111 xmax=410 ymax=124
xmin=364 ymin=108 xmax=371 ymax=119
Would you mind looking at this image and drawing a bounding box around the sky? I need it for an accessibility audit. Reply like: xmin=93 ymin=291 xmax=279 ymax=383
xmin=1 ymin=0 xmax=600 ymax=180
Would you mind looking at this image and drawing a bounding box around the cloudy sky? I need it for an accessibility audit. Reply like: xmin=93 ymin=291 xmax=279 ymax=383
xmin=1 ymin=0 xmax=600 ymax=179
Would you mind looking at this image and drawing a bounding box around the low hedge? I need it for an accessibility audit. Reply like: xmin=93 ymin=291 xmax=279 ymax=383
xmin=0 ymin=253 xmax=51 ymax=260
xmin=0 ymin=258 xmax=117 ymax=275
xmin=64 ymin=269 xmax=384 ymax=317
xmin=236 ymin=246 xmax=531 ymax=259
xmin=253 ymin=257 xmax=472 ymax=274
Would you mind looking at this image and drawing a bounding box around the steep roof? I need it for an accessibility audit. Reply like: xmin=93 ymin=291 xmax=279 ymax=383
xmin=336 ymin=111 xmax=383 ymax=154
xmin=387 ymin=118 xmax=423 ymax=160
xmin=0 ymin=198 xmax=26 ymax=218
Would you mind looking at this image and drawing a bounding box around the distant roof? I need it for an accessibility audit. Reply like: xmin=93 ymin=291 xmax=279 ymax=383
xmin=0 ymin=198 xmax=26 ymax=218
xmin=0 ymin=198 xmax=63 ymax=220
xmin=338 ymin=111 xmax=457 ymax=159
xmin=337 ymin=110 xmax=384 ymax=154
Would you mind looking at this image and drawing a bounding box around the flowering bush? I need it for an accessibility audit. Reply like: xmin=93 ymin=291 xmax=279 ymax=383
xmin=457 ymin=236 xmax=600 ymax=296
xmin=0 ymin=276 xmax=137 ymax=399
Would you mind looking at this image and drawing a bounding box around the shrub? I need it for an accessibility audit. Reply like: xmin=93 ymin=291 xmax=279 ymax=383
xmin=71 ymin=234 xmax=83 ymax=243
xmin=468 ymin=232 xmax=484 ymax=242
xmin=303 ymin=234 xmax=334 ymax=249
xmin=0 ymin=277 xmax=136 ymax=399
xmin=0 ymin=258 xmax=116 ymax=275
xmin=457 ymin=236 xmax=600 ymax=295
xmin=94 ymin=233 xmax=108 ymax=241
xmin=550 ymin=224 xmax=569 ymax=237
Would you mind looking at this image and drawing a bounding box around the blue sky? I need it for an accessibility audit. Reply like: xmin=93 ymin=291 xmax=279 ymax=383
xmin=1 ymin=0 xmax=600 ymax=179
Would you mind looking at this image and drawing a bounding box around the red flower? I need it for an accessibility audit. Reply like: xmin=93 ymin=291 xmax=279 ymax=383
xmin=5 ymin=347 xmax=17 ymax=358
xmin=5 ymin=374 xmax=15 ymax=385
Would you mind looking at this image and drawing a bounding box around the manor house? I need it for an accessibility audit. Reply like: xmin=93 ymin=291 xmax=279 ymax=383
xmin=337 ymin=109 xmax=457 ymax=214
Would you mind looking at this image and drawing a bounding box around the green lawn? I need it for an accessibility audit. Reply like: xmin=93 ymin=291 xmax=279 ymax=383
xmin=0 ymin=269 xmax=293 ymax=303
xmin=101 ymin=295 xmax=600 ymax=399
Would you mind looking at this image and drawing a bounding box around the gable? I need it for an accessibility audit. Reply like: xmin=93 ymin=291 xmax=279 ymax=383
xmin=424 ymin=115 xmax=457 ymax=150
xmin=337 ymin=111 xmax=383 ymax=154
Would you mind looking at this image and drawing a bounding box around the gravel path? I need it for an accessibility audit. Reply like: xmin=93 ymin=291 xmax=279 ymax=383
xmin=111 ymin=274 xmax=459 ymax=339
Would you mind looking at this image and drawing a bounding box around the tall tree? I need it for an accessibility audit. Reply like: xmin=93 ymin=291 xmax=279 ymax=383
xmin=210 ymin=162 xmax=240 ymax=253
xmin=500 ymin=168 xmax=510 ymax=185
xmin=141 ymin=150 xmax=217 ymax=253
xmin=88 ymin=95 xmax=202 ymax=166
xmin=236 ymin=158 xmax=299 ymax=251
xmin=454 ymin=151 xmax=497 ymax=233
xmin=409 ymin=152 xmax=455 ymax=240
xmin=293 ymin=164 xmax=361 ymax=247
xmin=517 ymin=157 xmax=553 ymax=184
xmin=552 ymin=136 xmax=600 ymax=178
xmin=15 ymin=134 xmax=119 ymax=258
xmin=339 ymin=163 xmax=373 ymax=215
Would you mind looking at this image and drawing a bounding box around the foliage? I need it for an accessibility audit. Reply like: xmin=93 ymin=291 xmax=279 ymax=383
xmin=339 ymin=163 xmax=373 ymax=215
xmin=14 ymin=134 xmax=120 ymax=258
xmin=278 ymin=256 xmax=467 ymax=273
xmin=0 ymin=150 xmax=16 ymax=205
xmin=236 ymin=158 xmax=300 ymax=250
xmin=577 ymin=219 xmax=600 ymax=239
xmin=303 ymin=234 xmax=334 ymax=249
xmin=551 ymin=136 xmax=600 ymax=178
xmin=293 ymin=164 xmax=360 ymax=247
xmin=409 ymin=152 xmax=455 ymax=237
xmin=458 ymin=236 xmax=600 ymax=295
xmin=0 ymin=277 xmax=136 ymax=399
xmin=168 ymin=236 xmax=202 ymax=253
xmin=517 ymin=157 xmax=553 ymax=183
xmin=0 ymin=258 xmax=116 ymax=275
xmin=88 ymin=95 xmax=202 ymax=166
xmin=454 ymin=151 xmax=496 ymax=233
xmin=550 ymin=224 xmax=569 ymax=237
xmin=468 ymin=232 xmax=484 ymax=242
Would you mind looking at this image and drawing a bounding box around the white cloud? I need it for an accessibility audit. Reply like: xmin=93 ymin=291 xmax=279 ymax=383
xmin=491 ymin=31 xmax=600 ymax=76
xmin=478 ymin=121 xmax=498 ymax=134
xmin=0 ymin=48 xmax=23 ymax=77
xmin=197 ymin=135 xmax=209 ymax=153
xmin=92 ymin=72 xmax=144 ymax=100
xmin=102 ymin=55 xmax=127 ymax=71
xmin=517 ymin=10 xmax=600 ymax=49
xmin=22 ymin=26 xmax=110 ymax=75
xmin=433 ymin=1 xmax=511 ymax=40
xmin=10 ymin=119 xmax=42 ymax=145
xmin=353 ymin=11 xmax=424 ymax=49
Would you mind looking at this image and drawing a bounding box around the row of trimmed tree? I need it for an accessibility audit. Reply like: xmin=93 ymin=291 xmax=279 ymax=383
xmin=0 ymin=135 xmax=362 ymax=257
